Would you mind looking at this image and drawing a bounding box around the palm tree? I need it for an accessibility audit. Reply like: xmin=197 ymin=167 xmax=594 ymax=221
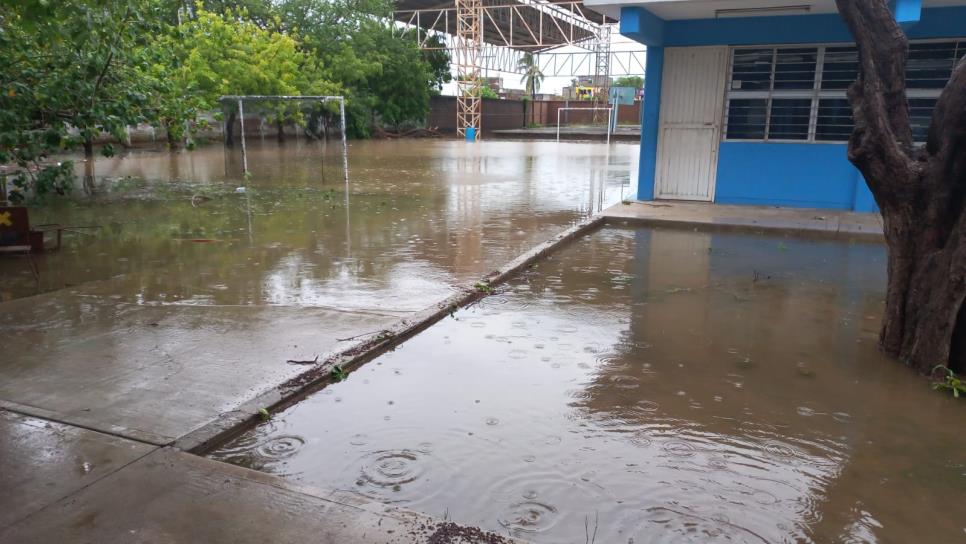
xmin=517 ymin=53 xmax=544 ymax=100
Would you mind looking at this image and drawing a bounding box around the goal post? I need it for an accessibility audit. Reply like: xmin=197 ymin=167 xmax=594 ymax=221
xmin=220 ymin=95 xmax=349 ymax=186
xmin=556 ymin=107 xmax=614 ymax=144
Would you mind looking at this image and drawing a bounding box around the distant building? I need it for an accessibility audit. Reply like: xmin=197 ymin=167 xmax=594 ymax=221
xmin=500 ymin=88 xmax=526 ymax=101
xmin=584 ymin=0 xmax=965 ymax=211
xmin=481 ymin=77 xmax=503 ymax=92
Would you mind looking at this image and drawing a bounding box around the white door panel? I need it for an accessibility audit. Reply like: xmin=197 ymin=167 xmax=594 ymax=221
xmin=655 ymin=46 xmax=728 ymax=201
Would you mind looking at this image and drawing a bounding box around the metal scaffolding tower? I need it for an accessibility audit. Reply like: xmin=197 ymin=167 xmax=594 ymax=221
xmin=592 ymin=23 xmax=612 ymax=124
xmin=394 ymin=0 xmax=641 ymax=138
xmin=454 ymin=0 xmax=483 ymax=138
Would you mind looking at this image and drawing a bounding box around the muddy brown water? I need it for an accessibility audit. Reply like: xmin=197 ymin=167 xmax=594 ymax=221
xmin=212 ymin=225 xmax=965 ymax=543
xmin=1 ymin=139 xmax=634 ymax=303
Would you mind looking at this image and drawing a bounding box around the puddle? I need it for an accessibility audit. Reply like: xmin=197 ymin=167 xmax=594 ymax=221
xmin=212 ymin=225 xmax=966 ymax=543
xmin=0 ymin=139 xmax=635 ymax=302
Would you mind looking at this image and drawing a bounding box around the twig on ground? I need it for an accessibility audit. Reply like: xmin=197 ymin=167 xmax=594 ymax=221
xmin=286 ymin=356 xmax=318 ymax=365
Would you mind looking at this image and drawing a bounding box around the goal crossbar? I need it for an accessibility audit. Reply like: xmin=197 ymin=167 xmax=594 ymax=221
xmin=556 ymin=107 xmax=614 ymax=144
xmin=220 ymin=95 xmax=349 ymax=186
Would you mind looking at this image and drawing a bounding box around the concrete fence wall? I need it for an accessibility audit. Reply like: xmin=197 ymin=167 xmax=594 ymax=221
xmin=428 ymin=96 xmax=642 ymax=133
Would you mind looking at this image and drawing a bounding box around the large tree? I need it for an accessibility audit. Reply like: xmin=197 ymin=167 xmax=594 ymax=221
xmin=275 ymin=0 xmax=436 ymax=136
xmin=835 ymin=0 xmax=965 ymax=374
xmin=0 ymin=0 xmax=159 ymax=200
xmin=162 ymin=6 xmax=338 ymax=145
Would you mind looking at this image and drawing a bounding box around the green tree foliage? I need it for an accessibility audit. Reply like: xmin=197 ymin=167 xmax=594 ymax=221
xmin=471 ymin=86 xmax=499 ymax=99
xmin=274 ymin=0 xmax=443 ymax=135
xmin=154 ymin=5 xmax=339 ymax=143
xmin=421 ymin=33 xmax=453 ymax=95
xmin=1 ymin=0 xmax=161 ymax=202
xmin=613 ymin=76 xmax=644 ymax=89
xmin=1 ymin=0 xmax=448 ymax=201
xmin=518 ymin=53 xmax=545 ymax=100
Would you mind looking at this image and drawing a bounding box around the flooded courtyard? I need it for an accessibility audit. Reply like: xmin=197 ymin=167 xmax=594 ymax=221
xmin=3 ymin=139 xmax=963 ymax=543
xmin=2 ymin=139 xmax=634 ymax=302
xmin=0 ymin=139 xmax=634 ymax=445
xmin=212 ymin=225 xmax=965 ymax=543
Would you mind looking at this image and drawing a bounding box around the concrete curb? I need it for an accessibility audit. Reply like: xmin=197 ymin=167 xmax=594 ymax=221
xmin=602 ymin=202 xmax=885 ymax=241
xmin=176 ymin=215 xmax=605 ymax=454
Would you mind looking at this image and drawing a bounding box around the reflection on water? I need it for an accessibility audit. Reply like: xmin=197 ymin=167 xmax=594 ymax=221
xmin=212 ymin=225 xmax=966 ymax=543
xmin=1 ymin=139 xmax=634 ymax=302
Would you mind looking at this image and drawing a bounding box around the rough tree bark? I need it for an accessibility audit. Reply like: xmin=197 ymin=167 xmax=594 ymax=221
xmin=836 ymin=0 xmax=966 ymax=374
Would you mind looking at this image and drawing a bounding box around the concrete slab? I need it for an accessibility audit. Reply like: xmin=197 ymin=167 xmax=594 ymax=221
xmin=0 ymin=447 xmax=520 ymax=544
xmin=0 ymin=410 xmax=155 ymax=530
xmin=603 ymin=200 xmax=884 ymax=239
xmin=178 ymin=216 xmax=605 ymax=454
xmin=0 ymin=289 xmax=401 ymax=444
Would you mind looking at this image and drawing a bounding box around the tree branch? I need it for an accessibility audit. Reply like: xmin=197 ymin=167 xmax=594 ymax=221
xmin=926 ymin=56 xmax=966 ymax=161
xmin=923 ymin=57 xmax=966 ymax=248
xmin=835 ymin=0 xmax=916 ymax=202
xmin=90 ymin=4 xmax=133 ymax=111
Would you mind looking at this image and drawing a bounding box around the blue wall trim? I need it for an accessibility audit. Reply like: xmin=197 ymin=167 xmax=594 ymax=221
xmin=636 ymin=46 xmax=663 ymax=201
xmin=620 ymin=6 xmax=666 ymax=46
xmin=894 ymin=0 xmax=923 ymax=27
xmin=715 ymin=143 xmax=862 ymax=210
xmin=661 ymin=6 xmax=965 ymax=46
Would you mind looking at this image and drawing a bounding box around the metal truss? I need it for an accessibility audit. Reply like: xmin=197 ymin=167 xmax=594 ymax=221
xmin=454 ymin=0 xmax=483 ymax=137
xmin=592 ymin=23 xmax=611 ymax=121
xmin=396 ymin=0 xmax=606 ymax=51
xmin=394 ymin=1 xmax=642 ymax=135
xmin=476 ymin=43 xmax=645 ymax=77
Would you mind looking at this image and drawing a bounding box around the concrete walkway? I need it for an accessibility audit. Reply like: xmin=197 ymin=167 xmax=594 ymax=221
xmin=0 ymin=410 xmax=521 ymax=543
xmin=0 ymin=199 xmax=884 ymax=543
xmin=602 ymin=200 xmax=884 ymax=239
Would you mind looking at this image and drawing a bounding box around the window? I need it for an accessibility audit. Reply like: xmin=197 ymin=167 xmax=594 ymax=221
xmin=723 ymin=40 xmax=965 ymax=143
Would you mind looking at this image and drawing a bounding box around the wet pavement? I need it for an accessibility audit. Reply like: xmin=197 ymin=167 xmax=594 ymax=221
xmin=0 ymin=411 xmax=154 ymax=529
xmin=213 ymin=225 xmax=966 ymax=543
xmin=0 ymin=140 xmax=635 ymax=444
xmin=1 ymin=444 xmax=523 ymax=544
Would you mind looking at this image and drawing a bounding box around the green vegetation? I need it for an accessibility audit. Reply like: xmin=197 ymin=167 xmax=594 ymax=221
xmin=0 ymin=0 xmax=450 ymax=202
xmin=932 ymin=366 xmax=965 ymax=398
xmin=258 ymin=407 xmax=271 ymax=420
xmin=517 ymin=53 xmax=544 ymax=100
xmin=331 ymin=364 xmax=348 ymax=382
xmin=473 ymin=86 xmax=499 ymax=99
xmin=613 ymin=76 xmax=644 ymax=89
xmin=474 ymin=281 xmax=495 ymax=295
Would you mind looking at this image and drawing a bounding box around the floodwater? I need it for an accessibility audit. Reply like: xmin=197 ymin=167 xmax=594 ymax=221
xmin=212 ymin=225 xmax=966 ymax=543
xmin=1 ymin=139 xmax=635 ymax=303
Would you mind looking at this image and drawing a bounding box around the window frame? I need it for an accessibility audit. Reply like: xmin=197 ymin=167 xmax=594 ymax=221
xmin=723 ymin=39 xmax=960 ymax=144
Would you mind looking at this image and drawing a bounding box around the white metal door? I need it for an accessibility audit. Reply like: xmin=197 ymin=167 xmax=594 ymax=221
xmin=655 ymin=46 xmax=728 ymax=201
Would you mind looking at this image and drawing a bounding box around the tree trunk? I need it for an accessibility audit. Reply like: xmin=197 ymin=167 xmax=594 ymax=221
xmin=225 ymin=111 xmax=236 ymax=147
xmin=836 ymin=0 xmax=966 ymax=374
xmin=276 ymin=119 xmax=285 ymax=143
xmin=165 ymin=121 xmax=181 ymax=150
xmin=83 ymin=137 xmax=94 ymax=159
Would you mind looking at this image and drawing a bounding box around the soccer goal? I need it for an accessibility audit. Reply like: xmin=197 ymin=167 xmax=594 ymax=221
xmin=220 ymin=95 xmax=349 ymax=185
xmin=556 ymin=107 xmax=614 ymax=144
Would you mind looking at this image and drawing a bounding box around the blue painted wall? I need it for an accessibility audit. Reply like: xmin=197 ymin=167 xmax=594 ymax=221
xmin=620 ymin=5 xmax=965 ymax=212
xmin=716 ymin=143 xmax=859 ymax=209
xmin=636 ymin=46 xmax=663 ymax=201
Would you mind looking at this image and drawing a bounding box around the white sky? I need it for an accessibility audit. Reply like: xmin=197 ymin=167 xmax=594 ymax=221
xmin=439 ymin=34 xmax=645 ymax=96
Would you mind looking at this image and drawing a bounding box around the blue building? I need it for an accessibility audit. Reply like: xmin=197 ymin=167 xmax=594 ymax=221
xmin=584 ymin=0 xmax=966 ymax=211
